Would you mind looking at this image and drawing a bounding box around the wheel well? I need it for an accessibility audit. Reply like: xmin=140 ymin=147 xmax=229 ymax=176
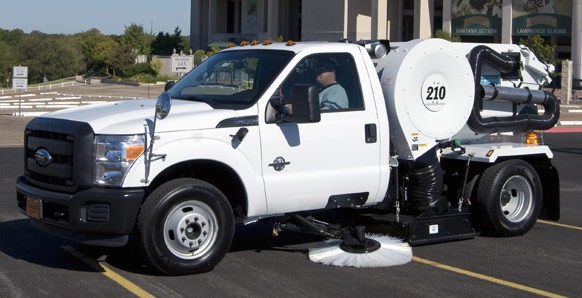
xmin=442 ymin=155 xmax=559 ymax=220
xmin=146 ymin=160 xmax=248 ymax=221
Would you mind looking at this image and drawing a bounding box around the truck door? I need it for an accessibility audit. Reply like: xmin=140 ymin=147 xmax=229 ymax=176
xmin=259 ymin=52 xmax=382 ymax=214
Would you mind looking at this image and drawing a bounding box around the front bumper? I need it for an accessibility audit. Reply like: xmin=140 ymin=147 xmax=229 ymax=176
xmin=16 ymin=176 xmax=144 ymax=247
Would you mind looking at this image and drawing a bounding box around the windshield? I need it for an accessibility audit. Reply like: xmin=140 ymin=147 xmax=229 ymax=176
xmin=168 ymin=50 xmax=294 ymax=109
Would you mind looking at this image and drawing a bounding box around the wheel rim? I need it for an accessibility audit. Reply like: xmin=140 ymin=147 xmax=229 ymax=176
xmin=499 ymin=175 xmax=533 ymax=223
xmin=163 ymin=200 xmax=218 ymax=259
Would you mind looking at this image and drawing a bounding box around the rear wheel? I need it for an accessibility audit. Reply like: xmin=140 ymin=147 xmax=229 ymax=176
xmin=138 ymin=178 xmax=234 ymax=275
xmin=473 ymin=160 xmax=542 ymax=236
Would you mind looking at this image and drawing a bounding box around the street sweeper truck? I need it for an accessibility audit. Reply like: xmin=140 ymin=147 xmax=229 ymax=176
xmin=17 ymin=38 xmax=560 ymax=274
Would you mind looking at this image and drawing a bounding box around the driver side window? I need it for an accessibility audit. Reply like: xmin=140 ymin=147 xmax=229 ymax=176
xmin=276 ymin=53 xmax=364 ymax=111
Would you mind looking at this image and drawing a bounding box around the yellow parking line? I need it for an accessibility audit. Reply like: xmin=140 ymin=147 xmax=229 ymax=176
xmin=538 ymin=219 xmax=582 ymax=231
xmin=412 ymin=256 xmax=566 ymax=298
xmin=63 ymin=246 xmax=155 ymax=298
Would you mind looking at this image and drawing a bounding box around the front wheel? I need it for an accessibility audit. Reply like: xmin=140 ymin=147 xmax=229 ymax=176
xmin=473 ymin=160 xmax=542 ymax=237
xmin=138 ymin=178 xmax=234 ymax=275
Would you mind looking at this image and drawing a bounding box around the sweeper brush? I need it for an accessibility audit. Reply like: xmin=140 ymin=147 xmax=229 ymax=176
xmin=308 ymin=233 xmax=412 ymax=268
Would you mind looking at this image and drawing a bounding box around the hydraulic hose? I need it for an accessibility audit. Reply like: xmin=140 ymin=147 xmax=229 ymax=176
xmin=467 ymin=46 xmax=560 ymax=134
xmin=407 ymin=148 xmax=447 ymax=214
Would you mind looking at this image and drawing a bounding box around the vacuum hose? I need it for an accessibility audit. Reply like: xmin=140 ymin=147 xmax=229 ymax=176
xmin=407 ymin=148 xmax=447 ymax=214
xmin=467 ymin=46 xmax=560 ymax=134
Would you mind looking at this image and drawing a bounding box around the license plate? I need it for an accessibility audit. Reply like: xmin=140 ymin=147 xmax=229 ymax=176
xmin=26 ymin=197 xmax=43 ymax=219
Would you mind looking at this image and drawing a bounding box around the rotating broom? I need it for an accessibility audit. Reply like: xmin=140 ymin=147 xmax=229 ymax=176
xmin=308 ymin=225 xmax=412 ymax=268
xmin=274 ymin=215 xmax=412 ymax=268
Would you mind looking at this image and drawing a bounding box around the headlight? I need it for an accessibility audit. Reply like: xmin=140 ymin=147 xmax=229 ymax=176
xmin=94 ymin=135 xmax=146 ymax=186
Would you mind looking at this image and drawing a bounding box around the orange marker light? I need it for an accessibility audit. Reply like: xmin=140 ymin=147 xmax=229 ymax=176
xmin=526 ymin=132 xmax=539 ymax=145
xmin=125 ymin=145 xmax=145 ymax=161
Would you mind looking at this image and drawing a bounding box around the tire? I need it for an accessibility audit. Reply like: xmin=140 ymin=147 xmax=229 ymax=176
xmin=473 ymin=160 xmax=542 ymax=237
xmin=138 ymin=178 xmax=235 ymax=275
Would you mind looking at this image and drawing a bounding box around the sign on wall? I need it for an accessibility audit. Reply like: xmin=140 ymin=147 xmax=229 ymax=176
xmin=171 ymin=56 xmax=194 ymax=73
xmin=512 ymin=0 xmax=572 ymax=36
xmin=451 ymin=0 xmax=503 ymax=36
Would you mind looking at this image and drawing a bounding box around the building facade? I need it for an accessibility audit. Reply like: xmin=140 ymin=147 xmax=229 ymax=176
xmin=190 ymin=0 xmax=581 ymax=84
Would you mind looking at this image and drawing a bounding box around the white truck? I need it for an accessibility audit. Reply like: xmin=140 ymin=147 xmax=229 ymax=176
xmin=17 ymin=38 xmax=560 ymax=275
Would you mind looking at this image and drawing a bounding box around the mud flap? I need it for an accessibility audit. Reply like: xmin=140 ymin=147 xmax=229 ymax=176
xmin=408 ymin=209 xmax=477 ymax=246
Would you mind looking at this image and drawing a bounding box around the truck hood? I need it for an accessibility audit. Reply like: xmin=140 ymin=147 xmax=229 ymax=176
xmin=44 ymin=99 xmax=238 ymax=134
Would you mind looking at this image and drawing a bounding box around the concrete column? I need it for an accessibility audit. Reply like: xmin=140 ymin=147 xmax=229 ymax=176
xmin=208 ymin=0 xmax=217 ymax=43
xmin=414 ymin=0 xmax=432 ymax=39
xmin=501 ymin=1 xmax=512 ymax=44
xmin=562 ymin=60 xmax=573 ymax=104
xmin=573 ymin=2 xmax=582 ymax=85
xmin=372 ymin=0 xmax=388 ymax=39
xmin=442 ymin=0 xmax=451 ymax=34
xmin=190 ymin=0 xmax=202 ymax=50
xmin=343 ymin=0 xmax=349 ymax=39
xmin=388 ymin=0 xmax=402 ymax=41
xmin=267 ymin=0 xmax=279 ymax=39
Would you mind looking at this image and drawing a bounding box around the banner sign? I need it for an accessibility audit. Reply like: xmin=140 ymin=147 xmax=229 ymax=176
xmin=512 ymin=0 xmax=572 ymax=36
xmin=452 ymin=0 xmax=503 ymax=36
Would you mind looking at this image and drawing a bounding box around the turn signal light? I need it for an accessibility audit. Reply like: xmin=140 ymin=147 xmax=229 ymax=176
xmin=125 ymin=145 xmax=145 ymax=161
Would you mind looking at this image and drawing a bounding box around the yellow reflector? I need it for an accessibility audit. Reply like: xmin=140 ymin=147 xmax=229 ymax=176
xmin=126 ymin=145 xmax=145 ymax=161
xmin=526 ymin=132 xmax=539 ymax=145
xmin=263 ymin=39 xmax=272 ymax=45
xmin=227 ymin=42 xmax=236 ymax=48
xmin=240 ymin=40 xmax=249 ymax=46
xmin=250 ymin=40 xmax=260 ymax=45
xmin=286 ymin=40 xmax=296 ymax=46
xmin=486 ymin=150 xmax=494 ymax=157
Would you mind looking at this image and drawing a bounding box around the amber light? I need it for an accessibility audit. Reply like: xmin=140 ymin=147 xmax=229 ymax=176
xmin=526 ymin=132 xmax=539 ymax=145
xmin=125 ymin=145 xmax=145 ymax=161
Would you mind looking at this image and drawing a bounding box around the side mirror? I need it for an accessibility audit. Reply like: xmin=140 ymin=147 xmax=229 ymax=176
xmin=156 ymin=92 xmax=172 ymax=120
xmin=164 ymin=81 xmax=176 ymax=92
xmin=269 ymin=84 xmax=321 ymax=123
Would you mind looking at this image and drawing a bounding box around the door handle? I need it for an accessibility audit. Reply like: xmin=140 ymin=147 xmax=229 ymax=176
xmin=365 ymin=124 xmax=377 ymax=143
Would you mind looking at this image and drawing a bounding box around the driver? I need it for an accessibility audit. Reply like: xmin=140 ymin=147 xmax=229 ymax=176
xmin=314 ymin=59 xmax=349 ymax=110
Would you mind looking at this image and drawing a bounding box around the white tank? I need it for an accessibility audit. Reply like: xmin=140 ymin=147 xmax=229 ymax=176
xmin=377 ymin=39 xmax=475 ymax=160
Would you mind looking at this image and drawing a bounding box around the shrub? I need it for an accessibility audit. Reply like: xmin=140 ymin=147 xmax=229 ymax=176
xmin=123 ymin=63 xmax=156 ymax=78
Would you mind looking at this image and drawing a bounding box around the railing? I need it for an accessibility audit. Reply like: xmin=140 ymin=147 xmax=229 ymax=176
xmin=0 ymin=79 xmax=85 ymax=96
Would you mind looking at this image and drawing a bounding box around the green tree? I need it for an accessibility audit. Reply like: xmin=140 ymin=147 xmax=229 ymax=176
xmin=78 ymin=29 xmax=114 ymax=74
xmin=0 ymin=40 xmax=17 ymax=87
xmin=151 ymin=27 xmax=185 ymax=55
xmin=518 ymin=35 xmax=557 ymax=65
xmin=120 ymin=23 xmax=153 ymax=55
xmin=17 ymin=31 xmax=84 ymax=83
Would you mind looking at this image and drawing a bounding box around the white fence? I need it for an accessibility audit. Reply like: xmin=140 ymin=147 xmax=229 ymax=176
xmin=0 ymin=80 xmax=85 ymax=96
